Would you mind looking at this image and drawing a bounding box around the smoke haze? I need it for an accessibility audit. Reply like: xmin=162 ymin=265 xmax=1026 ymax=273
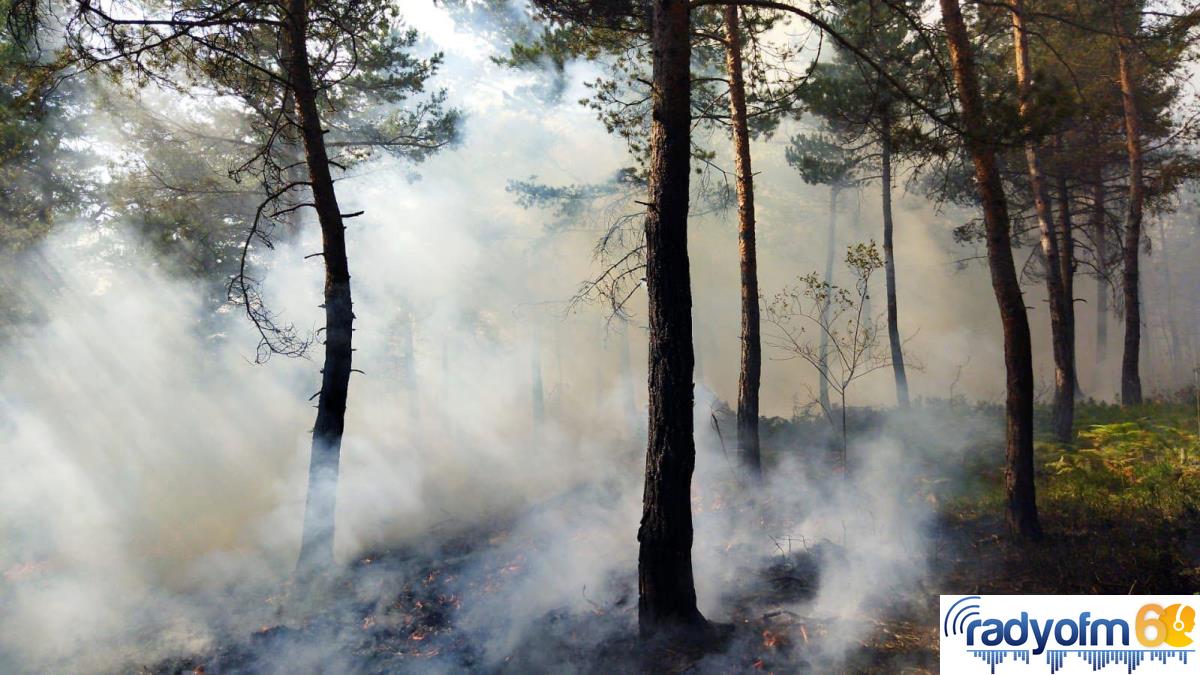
xmin=0 ymin=2 xmax=1197 ymax=672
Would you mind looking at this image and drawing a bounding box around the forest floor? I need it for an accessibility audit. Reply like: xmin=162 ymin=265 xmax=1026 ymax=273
xmin=856 ymin=396 xmax=1200 ymax=673
xmin=145 ymin=396 xmax=1200 ymax=674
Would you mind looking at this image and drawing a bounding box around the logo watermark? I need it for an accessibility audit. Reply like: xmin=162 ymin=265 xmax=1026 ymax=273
xmin=940 ymin=595 xmax=1196 ymax=673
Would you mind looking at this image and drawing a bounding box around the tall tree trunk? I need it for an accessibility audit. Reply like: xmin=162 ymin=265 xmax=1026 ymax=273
xmin=724 ymin=5 xmax=762 ymax=479
xmin=1010 ymin=0 xmax=1072 ymax=443
xmin=940 ymin=0 xmax=1042 ymax=540
xmin=1092 ymin=175 xmax=1109 ymax=369
xmin=287 ymin=0 xmax=356 ymax=578
xmin=1055 ymin=161 xmax=1079 ymax=401
xmin=1138 ymin=280 xmax=1151 ymax=381
xmin=638 ymin=0 xmax=706 ymax=635
xmin=819 ymin=186 xmax=839 ymax=416
xmin=1116 ymin=20 xmax=1144 ymax=405
xmin=880 ymin=118 xmax=910 ymax=408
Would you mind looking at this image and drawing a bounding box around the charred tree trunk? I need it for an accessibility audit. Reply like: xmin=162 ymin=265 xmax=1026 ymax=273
xmin=1138 ymin=280 xmax=1150 ymax=376
xmin=1010 ymin=0 xmax=1072 ymax=443
xmin=1055 ymin=163 xmax=1080 ymax=401
xmin=724 ymin=5 xmax=762 ymax=479
xmin=940 ymin=0 xmax=1042 ymax=540
xmin=288 ymin=0 xmax=356 ymax=578
xmin=819 ymin=186 xmax=839 ymax=416
xmin=880 ymin=118 xmax=910 ymax=408
xmin=1116 ymin=22 xmax=1144 ymax=405
xmin=638 ymin=0 xmax=707 ymax=635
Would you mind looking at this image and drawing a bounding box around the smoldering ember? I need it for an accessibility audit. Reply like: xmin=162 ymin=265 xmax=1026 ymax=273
xmin=1 ymin=0 xmax=1199 ymax=673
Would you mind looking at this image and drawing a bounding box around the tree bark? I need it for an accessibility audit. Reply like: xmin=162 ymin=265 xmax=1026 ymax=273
xmin=819 ymin=186 xmax=839 ymax=417
xmin=880 ymin=118 xmax=910 ymax=408
xmin=723 ymin=5 xmax=762 ymax=479
xmin=638 ymin=0 xmax=706 ymax=635
xmin=1055 ymin=160 xmax=1079 ymax=401
xmin=940 ymin=0 xmax=1042 ymax=540
xmin=287 ymin=0 xmax=356 ymax=578
xmin=1010 ymin=0 xmax=1072 ymax=443
xmin=1116 ymin=25 xmax=1144 ymax=405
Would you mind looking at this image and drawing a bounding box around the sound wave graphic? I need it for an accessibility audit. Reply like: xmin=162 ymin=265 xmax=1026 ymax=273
xmin=1044 ymin=649 xmax=1192 ymax=674
xmin=971 ymin=649 xmax=1030 ymax=673
xmin=970 ymin=648 xmax=1195 ymax=673
xmin=969 ymin=643 xmax=1195 ymax=667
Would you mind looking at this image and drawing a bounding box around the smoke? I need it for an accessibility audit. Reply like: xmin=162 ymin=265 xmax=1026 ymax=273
xmin=0 ymin=25 xmax=647 ymax=669
xmin=1 ymin=2 xmax=1196 ymax=673
xmin=0 ymin=231 xmax=308 ymax=670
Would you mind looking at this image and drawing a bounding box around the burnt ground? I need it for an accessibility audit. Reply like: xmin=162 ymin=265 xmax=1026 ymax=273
xmin=143 ymin=529 xmax=823 ymax=674
xmin=141 ymin=402 xmax=1200 ymax=674
xmin=139 ymin=502 xmax=1200 ymax=675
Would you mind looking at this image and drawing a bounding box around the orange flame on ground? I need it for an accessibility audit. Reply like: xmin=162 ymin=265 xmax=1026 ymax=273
xmin=762 ymin=630 xmax=781 ymax=649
